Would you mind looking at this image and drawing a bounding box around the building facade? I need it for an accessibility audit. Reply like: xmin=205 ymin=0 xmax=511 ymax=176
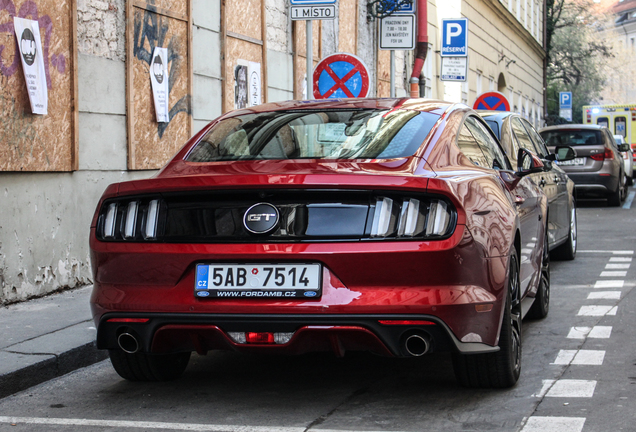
xmin=0 ymin=0 xmax=544 ymax=304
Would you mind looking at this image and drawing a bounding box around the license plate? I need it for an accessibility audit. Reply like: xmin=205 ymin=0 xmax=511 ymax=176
xmin=556 ymin=157 xmax=585 ymax=166
xmin=195 ymin=263 xmax=322 ymax=299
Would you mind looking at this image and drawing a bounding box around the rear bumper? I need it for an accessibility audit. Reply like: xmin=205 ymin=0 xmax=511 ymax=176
xmin=96 ymin=312 xmax=500 ymax=357
xmin=566 ymin=172 xmax=619 ymax=196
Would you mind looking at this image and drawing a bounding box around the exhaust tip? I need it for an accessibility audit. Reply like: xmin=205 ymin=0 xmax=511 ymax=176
xmin=118 ymin=332 xmax=140 ymax=354
xmin=404 ymin=334 xmax=430 ymax=357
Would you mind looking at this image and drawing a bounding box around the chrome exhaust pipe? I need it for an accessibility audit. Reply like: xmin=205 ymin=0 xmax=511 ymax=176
xmin=117 ymin=332 xmax=140 ymax=354
xmin=404 ymin=334 xmax=430 ymax=357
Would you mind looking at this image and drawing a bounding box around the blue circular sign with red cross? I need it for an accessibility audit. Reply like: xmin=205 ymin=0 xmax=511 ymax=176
xmin=313 ymin=53 xmax=370 ymax=99
xmin=473 ymin=91 xmax=511 ymax=111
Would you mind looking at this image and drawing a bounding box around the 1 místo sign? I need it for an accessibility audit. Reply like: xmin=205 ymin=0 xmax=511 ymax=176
xmin=291 ymin=5 xmax=336 ymax=20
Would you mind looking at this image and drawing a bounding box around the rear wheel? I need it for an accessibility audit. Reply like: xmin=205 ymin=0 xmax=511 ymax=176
xmin=453 ymin=248 xmax=522 ymax=388
xmin=608 ymin=183 xmax=622 ymax=207
xmin=528 ymin=230 xmax=550 ymax=319
xmin=551 ymin=203 xmax=577 ymax=261
xmin=109 ymin=350 xmax=191 ymax=382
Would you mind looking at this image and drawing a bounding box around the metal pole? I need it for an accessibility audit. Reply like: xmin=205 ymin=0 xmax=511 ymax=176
xmin=307 ymin=20 xmax=313 ymax=99
xmin=390 ymin=50 xmax=395 ymax=98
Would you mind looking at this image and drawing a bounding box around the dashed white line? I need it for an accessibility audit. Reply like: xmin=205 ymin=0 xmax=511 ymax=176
xmin=578 ymin=305 xmax=617 ymax=316
xmin=546 ymin=380 xmax=597 ymax=398
xmin=605 ymin=263 xmax=630 ymax=270
xmin=577 ymin=250 xmax=634 ymax=254
xmin=520 ymin=416 xmax=585 ymax=432
xmin=588 ymin=291 xmax=621 ymax=300
xmin=594 ymin=280 xmax=624 ymax=288
xmin=600 ymin=271 xmax=627 ymax=277
xmin=623 ymin=191 xmax=635 ymax=209
xmin=609 ymin=257 xmax=632 ymax=262
xmin=588 ymin=326 xmax=612 ymax=338
xmin=552 ymin=350 xmax=605 ymax=365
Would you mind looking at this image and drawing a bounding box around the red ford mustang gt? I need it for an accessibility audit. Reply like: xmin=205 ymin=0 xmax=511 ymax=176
xmin=90 ymin=98 xmax=549 ymax=388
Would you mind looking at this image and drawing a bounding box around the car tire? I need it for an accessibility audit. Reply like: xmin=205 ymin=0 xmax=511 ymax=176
xmin=608 ymin=184 xmax=622 ymax=207
xmin=528 ymin=230 xmax=550 ymax=319
xmin=551 ymin=203 xmax=577 ymax=261
xmin=628 ymin=176 xmax=634 ymax=186
xmin=108 ymin=349 xmax=191 ymax=381
xmin=452 ymin=248 xmax=522 ymax=388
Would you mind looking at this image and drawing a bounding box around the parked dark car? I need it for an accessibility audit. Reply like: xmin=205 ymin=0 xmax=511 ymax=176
xmin=480 ymin=111 xmax=577 ymax=260
xmin=539 ymin=124 xmax=628 ymax=206
xmin=90 ymin=98 xmax=549 ymax=388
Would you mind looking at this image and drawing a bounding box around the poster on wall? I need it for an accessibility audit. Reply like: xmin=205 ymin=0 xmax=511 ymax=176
xmin=150 ymin=47 xmax=169 ymax=123
xmin=13 ymin=17 xmax=48 ymax=115
xmin=234 ymin=64 xmax=248 ymax=110
xmin=248 ymin=62 xmax=261 ymax=107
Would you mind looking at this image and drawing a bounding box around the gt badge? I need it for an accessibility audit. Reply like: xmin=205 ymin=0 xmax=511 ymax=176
xmin=244 ymin=203 xmax=279 ymax=234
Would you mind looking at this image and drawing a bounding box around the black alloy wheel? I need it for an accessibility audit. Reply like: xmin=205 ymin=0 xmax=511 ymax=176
xmin=551 ymin=202 xmax=577 ymax=261
xmin=452 ymin=248 xmax=522 ymax=388
xmin=528 ymin=228 xmax=550 ymax=319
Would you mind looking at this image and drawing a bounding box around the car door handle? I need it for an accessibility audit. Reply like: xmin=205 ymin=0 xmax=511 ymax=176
xmin=539 ymin=179 xmax=546 ymax=187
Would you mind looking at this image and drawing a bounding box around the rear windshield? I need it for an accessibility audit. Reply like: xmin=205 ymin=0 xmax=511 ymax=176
xmin=484 ymin=120 xmax=500 ymax=139
xmin=186 ymin=109 xmax=440 ymax=162
xmin=540 ymin=129 xmax=603 ymax=146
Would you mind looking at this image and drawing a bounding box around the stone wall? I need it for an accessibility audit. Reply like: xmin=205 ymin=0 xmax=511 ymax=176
xmin=77 ymin=0 xmax=126 ymax=60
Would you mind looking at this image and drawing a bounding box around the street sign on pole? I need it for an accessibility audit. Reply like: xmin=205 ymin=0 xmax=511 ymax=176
xmin=559 ymin=92 xmax=573 ymax=121
xmin=441 ymin=18 xmax=468 ymax=57
xmin=313 ymin=53 xmax=370 ymax=99
xmin=379 ymin=15 xmax=415 ymax=50
xmin=440 ymin=57 xmax=467 ymax=81
xmin=473 ymin=91 xmax=511 ymax=111
xmin=290 ymin=5 xmax=336 ymax=20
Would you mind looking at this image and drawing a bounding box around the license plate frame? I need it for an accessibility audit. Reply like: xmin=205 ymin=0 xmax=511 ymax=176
xmin=195 ymin=263 xmax=322 ymax=299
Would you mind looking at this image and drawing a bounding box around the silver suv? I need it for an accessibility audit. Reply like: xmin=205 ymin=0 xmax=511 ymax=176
xmin=539 ymin=124 xmax=629 ymax=206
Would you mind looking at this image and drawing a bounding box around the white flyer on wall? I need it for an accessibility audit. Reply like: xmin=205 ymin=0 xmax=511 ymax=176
xmin=248 ymin=61 xmax=261 ymax=107
xmin=150 ymin=47 xmax=169 ymax=123
xmin=13 ymin=17 xmax=47 ymax=115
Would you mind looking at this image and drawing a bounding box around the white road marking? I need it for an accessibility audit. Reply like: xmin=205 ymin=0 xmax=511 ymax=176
xmin=600 ymin=271 xmax=627 ymax=277
xmin=546 ymin=380 xmax=597 ymax=397
xmin=609 ymin=257 xmax=632 ymax=262
xmin=605 ymin=263 xmax=630 ymax=269
xmin=578 ymin=305 xmax=616 ymax=316
xmin=532 ymin=379 xmax=556 ymax=398
xmin=0 ymin=417 xmax=306 ymax=432
xmin=520 ymin=416 xmax=585 ymax=432
xmin=567 ymin=326 xmax=612 ymax=339
xmin=594 ymin=280 xmax=624 ymax=288
xmin=623 ymin=191 xmax=635 ymax=209
xmin=588 ymin=291 xmax=621 ymax=300
xmin=588 ymin=326 xmax=612 ymax=338
xmin=552 ymin=350 xmax=605 ymax=365
xmin=608 ymin=306 xmax=618 ymax=315
xmin=577 ymin=250 xmax=634 ymax=254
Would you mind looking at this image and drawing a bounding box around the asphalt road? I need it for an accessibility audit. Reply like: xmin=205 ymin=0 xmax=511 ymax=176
xmin=0 ymin=190 xmax=634 ymax=432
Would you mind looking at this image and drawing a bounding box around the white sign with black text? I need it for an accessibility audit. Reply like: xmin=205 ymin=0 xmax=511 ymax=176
xmin=379 ymin=15 xmax=415 ymax=50
xmin=290 ymin=5 xmax=336 ymax=20
xmin=248 ymin=61 xmax=262 ymax=107
xmin=440 ymin=56 xmax=468 ymax=81
xmin=150 ymin=47 xmax=169 ymax=123
xmin=13 ymin=17 xmax=47 ymax=115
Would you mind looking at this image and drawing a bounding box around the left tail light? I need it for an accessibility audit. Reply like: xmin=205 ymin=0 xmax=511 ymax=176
xmin=97 ymin=197 xmax=164 ymax=241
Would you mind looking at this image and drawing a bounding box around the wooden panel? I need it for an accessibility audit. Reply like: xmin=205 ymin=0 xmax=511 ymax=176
xmin=0 ymin=0 xmax=77 ymax=171
xmin=377 ymin=49 xmax=390 ymax=97
xmin=226 ymin=0 xmax=262 ymax=42
xmin=128 ymin=2 xmax=191 ymax=170
xmin=338 ymin=0 xmax=357 ymax=54
xmin=223 ymin=37 xmax=263 ymax=113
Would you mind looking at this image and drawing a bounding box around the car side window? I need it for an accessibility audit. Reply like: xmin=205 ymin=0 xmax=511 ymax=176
xmin=456 ymin=122 xmax=490 ymax=168
xmin=521 ymin=119 xmax=549 ymax=158
xmin=466 ymin=117 xmax=510 ymax=170
xmin=511 ymin=117 xmax=540 ymax=156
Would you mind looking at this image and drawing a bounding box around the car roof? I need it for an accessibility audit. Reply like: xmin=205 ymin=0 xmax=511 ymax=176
xmin=539 ymin=124 xmax=605 ymax=132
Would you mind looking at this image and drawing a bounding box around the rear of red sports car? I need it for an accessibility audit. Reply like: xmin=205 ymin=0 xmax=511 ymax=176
xmin=90 ymin=98 xmax=541 ymax=387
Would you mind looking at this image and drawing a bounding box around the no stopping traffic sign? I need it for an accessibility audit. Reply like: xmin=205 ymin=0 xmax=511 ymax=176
xmin=312 ymin=53 xmax=370 ymax=99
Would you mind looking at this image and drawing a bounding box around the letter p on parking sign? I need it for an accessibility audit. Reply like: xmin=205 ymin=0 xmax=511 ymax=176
xmin=441 ymin=18 xmax=468 ymax=57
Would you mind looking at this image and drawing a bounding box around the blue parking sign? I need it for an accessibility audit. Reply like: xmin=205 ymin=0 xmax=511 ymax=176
xmin=441 ymin=18 xmax=468 ymax=57
xmin=559 ymin=92 xmax=572 ymax=109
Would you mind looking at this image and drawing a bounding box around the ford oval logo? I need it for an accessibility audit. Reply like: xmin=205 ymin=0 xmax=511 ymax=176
xmin=304 ymin=291 xmax=318 ymax=297
xmin=197 ymin=291 xmax=210 ymax=297
xmin=244 ymin=203 xmax=279 ymax=234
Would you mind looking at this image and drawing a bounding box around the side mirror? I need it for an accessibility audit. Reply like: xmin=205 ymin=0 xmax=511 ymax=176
xmin=619 ymin=143 xmax=630 ymax=152
xmin=546 ymin=145 xmax=576 ymax=162
xmin=517 ymin=148 xmax=544 ymax=176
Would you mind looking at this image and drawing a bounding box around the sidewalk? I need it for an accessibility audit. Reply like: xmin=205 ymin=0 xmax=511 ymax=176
xmin=0 ymin=286 xmax=106 ymax=399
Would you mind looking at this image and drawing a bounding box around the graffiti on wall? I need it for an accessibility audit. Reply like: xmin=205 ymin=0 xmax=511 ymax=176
xmin=133 ymin=7 xmax=190 ymax=138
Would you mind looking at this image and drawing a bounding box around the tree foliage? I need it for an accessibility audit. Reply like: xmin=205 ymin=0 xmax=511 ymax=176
xmin=545 ymin=0 xmax=613 ymax=124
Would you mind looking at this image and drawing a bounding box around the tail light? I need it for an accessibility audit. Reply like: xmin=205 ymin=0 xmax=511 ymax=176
xmin=370 ymin=196 xmax=455 ymax=239
xmin=97 ymin=197 xmax=164 ymax=241
xmin=590 ymin=148 xmax=613 ymax=161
